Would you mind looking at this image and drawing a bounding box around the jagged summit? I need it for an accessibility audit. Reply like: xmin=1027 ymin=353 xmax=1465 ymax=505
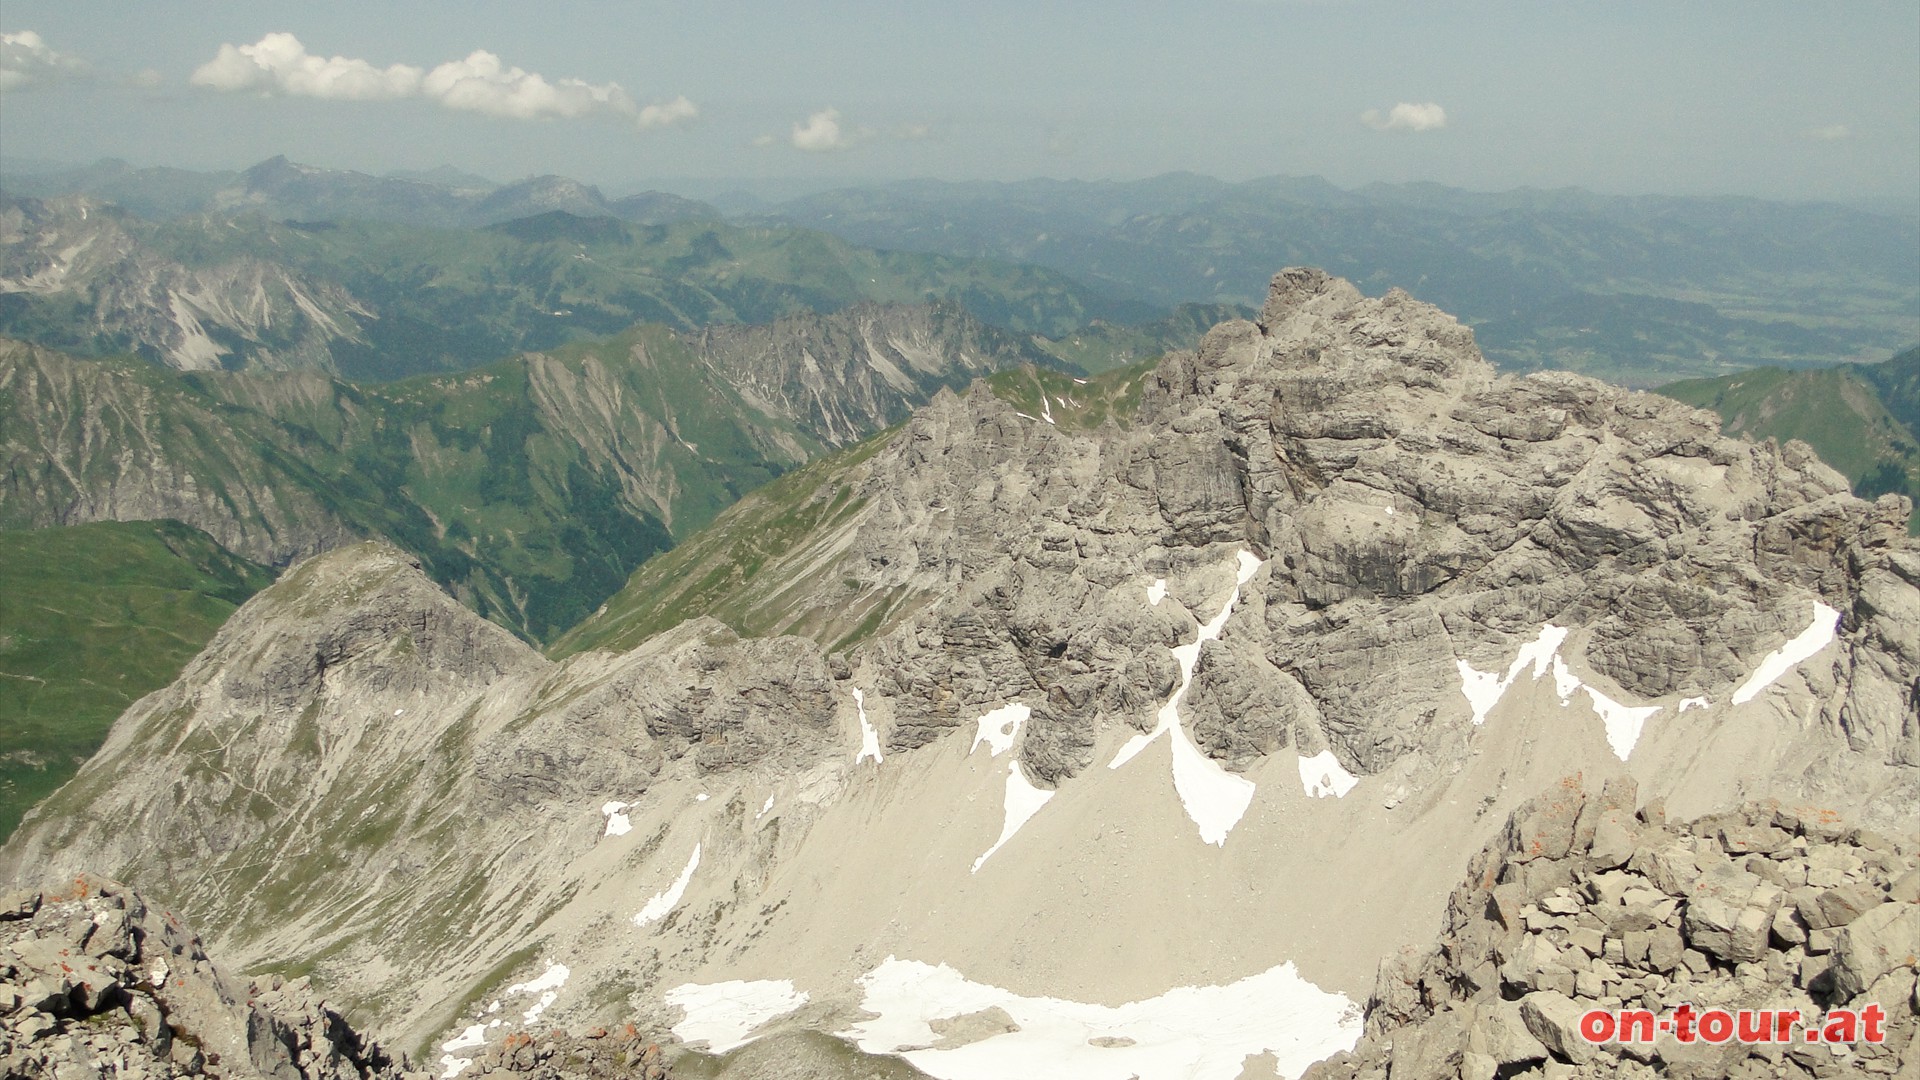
xmin=7 ymin=271 xmax=1916 ymax=1078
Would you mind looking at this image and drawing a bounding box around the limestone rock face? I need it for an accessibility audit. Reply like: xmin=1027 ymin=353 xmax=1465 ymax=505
xmin=791 ymin=266 xmax=1920 ymax=796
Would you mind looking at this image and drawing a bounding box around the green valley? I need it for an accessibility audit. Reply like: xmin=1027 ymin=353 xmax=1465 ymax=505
xmin=0 ymin=519 xmax=273 ymax=838
xmin=1659 ymin=345 xmax=1920 ymax=531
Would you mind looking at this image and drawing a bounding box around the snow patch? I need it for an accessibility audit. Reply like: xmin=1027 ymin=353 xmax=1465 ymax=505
xmin=1678 ymin=696 xmax=1710 ymax=713
xmin=758 ymin=793 xmax=775 ymax=820
xmin=1297 ymin=750 xmax=1359 ymax=800
xmin=1110 ymin=551 xmax=1263 ymax=845
xmin=601 ymin=801 xmax=631 ymax=837
xmin=971 ymin=761 xmax=1056 ymax=872
xmin=1731 ymin=602 xmax=1842 ymax=705
xmin=1040 ymin=395 xmax=1056 ymax=425
xmin=969 ymin=703 xmax=1031 ymax=757
xmin=839 ymin=957 xmax=1360 ymax=1080
xmin=665 ymin=980 xmax=811 ymax=1054
xmin=854 ymin=688 xmax=884 ymax=764
xmin=695 ymin=793 xmax=709 ymax=802
xmin=1460 ymin=625 xmax=1664 ymax=759
xmin=634 ymin=845 xmax=701 ymax=927
xmin=1584 ymin=688 xmax=1660 ymax=763
xmin=1457 ymin=624 xmax=1570 ymax=725
xmin=1170 ymin=722 xmax=1257 ymax=845
xmin=1145 ymin=578 xmax=1167 ymax=607
xmin=507 ymin=962 xmax=570 ymax=1025
xmin=441 ymin=1025 xmax=485 ymax=1053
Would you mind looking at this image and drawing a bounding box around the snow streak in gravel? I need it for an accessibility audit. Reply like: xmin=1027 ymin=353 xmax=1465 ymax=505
xmin=854 ymin=688 xmax=884 ymax=764
xmin=634 ymin=845 xmax=701 ymax=927
xmin=1731 ymin=601 xmax=1842 ymax=705
xmin=1296 ymin=750 xmax=1359 ymax=800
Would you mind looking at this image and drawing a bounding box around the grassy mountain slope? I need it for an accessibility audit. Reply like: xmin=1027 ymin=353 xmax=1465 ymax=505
xmin=1658 ymin=346 xmax=1920 ymax=531
xmin=0 ymin=519 xmax=273 ymax=838
xmin=1 ymin=194 xmax=1142 ymax=379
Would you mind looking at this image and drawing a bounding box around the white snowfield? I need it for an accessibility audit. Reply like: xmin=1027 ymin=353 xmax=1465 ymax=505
xmin=1731 ymin=602 xmax=1842 ymax=705
xmin=664 ymin=979 xmax=810 ymax=1054
xmin=438 ymin=962 xmax=572 ymax=1077
xmin=1457 ymin=624 xmax=1658 ymax=761
xmin=971 ymin=760 xmax=1055 ymax=873
xmin=839 ymin=957 xmax=1361 ymax=1080
xmin=1455 ymin=603 xmax=1842 ymax=760
xmin=1110 ymin=551 xmax=1263 ymax=845
xmin=854 ymin=688 xmax=884 ymax=764
xmin=507 ymin=961 xmax=570 ymax=1024
xmin=970 ymin=703 xmax=1031 ymax=757
xmin=633 ymin=845 xmax=701 ymax=927
xmin=1296 ymin=750 xmax=1359 ymax=800
xmin=600 ymin=800 xmax=631 ymax=837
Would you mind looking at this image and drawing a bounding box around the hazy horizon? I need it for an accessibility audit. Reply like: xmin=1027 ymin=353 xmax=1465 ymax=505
xmin=3 ymin=2 xmax=1917 ymax=205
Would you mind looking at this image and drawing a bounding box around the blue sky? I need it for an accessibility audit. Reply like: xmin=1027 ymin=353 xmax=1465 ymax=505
xmin=2 ymin=1 xmax=1915 ymax=201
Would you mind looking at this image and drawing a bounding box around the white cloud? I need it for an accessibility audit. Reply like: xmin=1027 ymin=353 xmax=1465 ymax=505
xmin=1 ymin=30 xmax=89 ymax=90
xmin=638 ymin=95 xmax=698 ymax=129
xmin=192 ymin=32 xmax=419 ymax=100
xmin=1805 ymin=124 xmax=1851 ymax=141
xmin=751 ymin=133 xmax=776 ymax=147
xmin=1361 ymin=101 xmax=1447 ymax=132
xmin=191 ymin=33 xmax=695 ymax=130
xmin=792 ymin=107 xmax=855 ymax=152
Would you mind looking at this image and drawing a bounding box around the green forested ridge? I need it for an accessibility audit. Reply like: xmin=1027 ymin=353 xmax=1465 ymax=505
xmin=1658 ymin=346 xmax=1920 ymax=532
xmin=0 ymin=520 xmax=274 ymax=839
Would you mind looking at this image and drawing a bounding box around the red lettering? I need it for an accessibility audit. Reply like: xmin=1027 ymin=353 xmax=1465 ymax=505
xmin=1672 ymin=1004 xmax=1697 ymax=1043
xmin=1698 ymin=1009 xmax=1734 ymax=1044
xmin=1579 ymin=1010 xmax=1615 ymax=1043
xmin=1737 ymin=1009 xmax=1771 ymax=1043
xmin=1822 ymin=1010 xmax=1858 ymax=1044
xmin=1774 ymin=1009 xmax=1801 ymax=1043
xmin=1862 ymin=1004 xmax=1886 ymax=1044
xmin=1619 ymin=1009 xmax=1656 ymax=1043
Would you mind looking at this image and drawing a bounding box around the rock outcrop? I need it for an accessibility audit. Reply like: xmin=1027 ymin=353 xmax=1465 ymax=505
xmin=1305 ymin=779 xmax=1919 ymax=1079
xmin=0 ymin=875 xmax=415 ymax=1080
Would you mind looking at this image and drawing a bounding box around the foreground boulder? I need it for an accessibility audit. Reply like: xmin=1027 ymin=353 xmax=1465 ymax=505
xmin=0 ymin=876 xmax=413 ymax=1080
xmin=1304 ymin=779 xmax=1919 ymax=1079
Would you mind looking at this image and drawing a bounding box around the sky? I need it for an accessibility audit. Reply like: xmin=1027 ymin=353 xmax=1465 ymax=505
xmin=1 ymin=1 xmax=1916 ymax=202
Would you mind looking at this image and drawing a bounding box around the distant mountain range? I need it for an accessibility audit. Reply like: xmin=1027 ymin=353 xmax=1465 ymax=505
xmin=0 ymin=156 xmax=719 ymax=230
xmin=6 ymin=158 xmax=1914 ymax=386
xmin=1660 ymin=345 xmax=1920 ymax=532
xmin=0 ymin=191 xmax=1137 ymax=378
